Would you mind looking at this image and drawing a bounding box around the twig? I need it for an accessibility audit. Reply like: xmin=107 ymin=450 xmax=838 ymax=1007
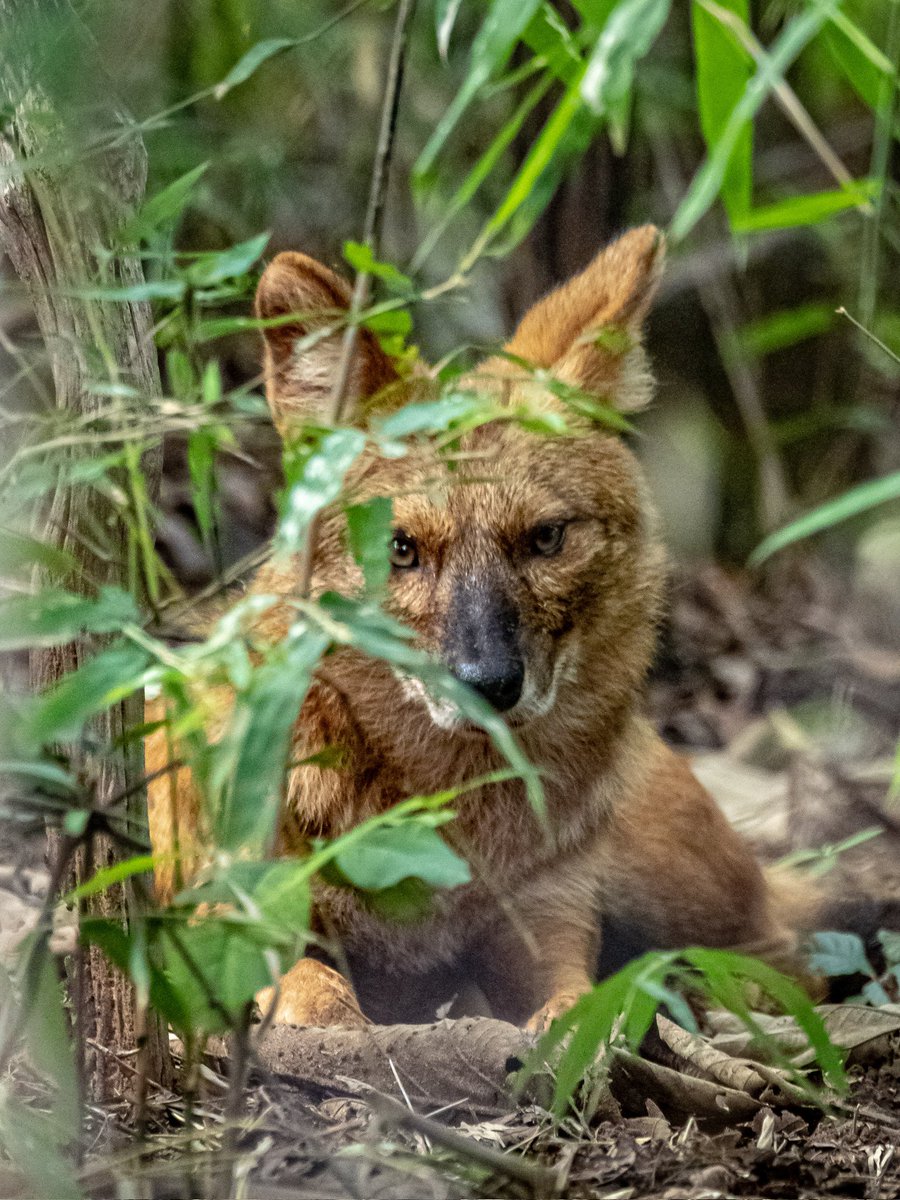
xmin=296 ymin=0 xmax=418 ymax=598
xmin=371 ymin=1091 xmax=561 ymax=1196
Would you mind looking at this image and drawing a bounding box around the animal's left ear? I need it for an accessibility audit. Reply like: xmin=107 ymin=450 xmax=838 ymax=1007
xmin=505 ymin=225 xmax=665 ymax=411
xmin=255 ymin=250 xmax=399 ymax=435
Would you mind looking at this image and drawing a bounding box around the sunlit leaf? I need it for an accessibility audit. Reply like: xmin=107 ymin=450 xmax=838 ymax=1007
xmin=343 ymin=241 xmax=413 ymax=294
xmin=275 ymin=428 xmax=367 ymax=557
xmin=581 ymin=0 xmax=672 ymax=117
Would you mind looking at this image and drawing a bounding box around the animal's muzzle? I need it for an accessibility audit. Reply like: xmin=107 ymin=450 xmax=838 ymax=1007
xmin=442 ymin=581 xmax=525 ymax=713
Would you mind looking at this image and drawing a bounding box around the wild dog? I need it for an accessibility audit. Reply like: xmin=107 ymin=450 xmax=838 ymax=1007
xmin=147 ymin=226 xmax=817 ymax=1032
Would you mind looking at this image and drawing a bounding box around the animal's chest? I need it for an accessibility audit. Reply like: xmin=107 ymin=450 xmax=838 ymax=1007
xmin=314 ymin=778 xmax=600 ymax=972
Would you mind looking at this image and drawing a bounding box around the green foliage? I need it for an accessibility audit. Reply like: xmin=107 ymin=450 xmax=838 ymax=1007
xmin=522 ymin=946 xmax=847 ymax=1117
xmin=809 ymin=929 xmax=900 ymax=1007
xmin=2 ymin=2 xmax=897 ymax=1191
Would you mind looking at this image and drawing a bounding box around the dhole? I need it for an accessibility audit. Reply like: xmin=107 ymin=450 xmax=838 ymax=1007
xmin=148 ymin=226 xmax=816 ymax=1031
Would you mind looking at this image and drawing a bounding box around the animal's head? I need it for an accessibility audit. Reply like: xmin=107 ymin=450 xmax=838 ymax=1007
xmin=255 ymin=227 xmax=666 ymax=734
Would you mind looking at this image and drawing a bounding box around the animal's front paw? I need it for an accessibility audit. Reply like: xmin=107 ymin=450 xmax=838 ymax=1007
xmin=257 ymin=959 xmax=369 ymax=1029
xmin=525 ymin=989 xmax=584 ymax=1034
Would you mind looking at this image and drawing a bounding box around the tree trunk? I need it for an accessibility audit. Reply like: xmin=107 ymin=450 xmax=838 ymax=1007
xmin=0 ymin=0 xmax=171 ymax=1099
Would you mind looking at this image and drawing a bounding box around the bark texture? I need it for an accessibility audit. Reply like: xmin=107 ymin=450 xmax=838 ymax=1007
xmin=0 ymin=0 xmax=170 ymax=1098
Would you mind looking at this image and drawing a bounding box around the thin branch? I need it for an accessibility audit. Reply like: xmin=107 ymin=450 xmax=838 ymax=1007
xmin=296 ymin=0 xmax=418 ymax=598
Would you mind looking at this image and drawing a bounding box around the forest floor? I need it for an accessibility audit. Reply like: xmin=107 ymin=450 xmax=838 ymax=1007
xmin=2 ymin=561 xmax=900 ymax=1199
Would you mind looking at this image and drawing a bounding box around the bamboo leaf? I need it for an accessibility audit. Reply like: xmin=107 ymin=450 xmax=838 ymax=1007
xmin=415 ymin=0 xmax=543 ymax=183
xmin=750 ymin=471 xmax=900 ymax=564
xmin=692 ymin=0 xmax=753 ymax=224
xmin=118 ymin=162 xmax=208 ymax=243
xmin=213 ymin=38 xmax=297 ymax=100
xmin=0 ymin=586 xmax=140 ymax=652
xmin=731 ymin=181 xmax=876 ymax=232
xmin=275 ymin=428 xmax=367 ymax=558
xmin=580 ymin=0 xmax=672 ymax=116
xmin=435 ymin=0 xmax=464 ymax=60
xmin=671 ymin=0 xmax=843 ymax=242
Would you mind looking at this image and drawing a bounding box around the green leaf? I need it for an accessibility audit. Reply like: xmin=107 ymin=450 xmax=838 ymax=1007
xmin=22 ymin=951 xmax=79 ymax=1132
xmin=481 ymin=79 xmax=592 ymax=249
xmin=160 ymin=917 xmax=274 ymax=1033
xmin=187 ymin=427 xmax=217 ymax=548
xmin=80 ymin=917 xmax=193 ymax=1034
xmin=275 ymin=428 xmax=367 ymax=557
xmin=731 ymin=182 xmax=876 ymax=232
xmin=878 ymin=929 xmax=900 ymax=970
xmin=212 ymin=625 xmax=331 ymax=852
xmin=0 ymin=1086 xmax=83 ymax=1200
xmin=72 ymin=279 xmax=186 ymax=303
xmin=213 ymin=38 xmax=297 ymax=99
xmin=345 ymin=497 xmax=393 ymax=596
xmin=119 ymin=162 xmax=208 ymax=243
xmin=671 ymin=0 xmax=843 ymax=242
xmin=343 ymin=241 xmax=413 ymax=294
xmin=749 ymin=471 xmax=900 ymax=565
xmin=820 ymin=13 xmax=896 ymax=109
xmin=685 ymin=948 xmax=847 ymax=1090
xmin=0 ymin=529 xmax=78 ymax=581
xmin=333 ymin=821 xmax=471 ymax=891
xmin=0 ymin=760 xmax=80 ymax=794
xmin=26 ymin=640 xmax=152 ymax=745
xmin=67 ymin=855 xmax=156 ymax=902
xmin=736 ymin=303 xmax=834 ymax=357
xmin=692 ymin=0 xmax=753 ymax=224
xmin=809 ymin=931 xmax=875 ymax=979
xmin=375 ymin=393 xmax=488 ymax=441
xmin=186 ymin=232 xmax=270 ymax=285
xmin=0 ymin=586 xmax=139 ymax=651
xmin=436 ymin=0 xmax=464 ymax=60
xmin=581 ymin=0 xmax=673 ymax=116
xmin=415 ymin=0 xmax=544 ymax=182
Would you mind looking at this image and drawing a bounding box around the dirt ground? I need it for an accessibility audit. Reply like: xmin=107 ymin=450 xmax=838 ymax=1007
xmin=2 ymin=560 xmax=900 ymax=1199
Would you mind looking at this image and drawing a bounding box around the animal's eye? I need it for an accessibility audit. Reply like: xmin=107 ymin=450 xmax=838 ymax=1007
xmin=390 ymin=531 xmax=419 ymax=569
xmin=530 ymin=522 xmax=566 ymax=556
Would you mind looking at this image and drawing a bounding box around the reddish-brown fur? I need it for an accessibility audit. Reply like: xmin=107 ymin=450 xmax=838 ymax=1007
xmin=147 ymin=227 xmax=816 ymax=1031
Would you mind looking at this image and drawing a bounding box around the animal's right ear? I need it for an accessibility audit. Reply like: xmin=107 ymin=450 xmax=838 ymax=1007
xmin=255 ymin=251 xmax=398 ymax=433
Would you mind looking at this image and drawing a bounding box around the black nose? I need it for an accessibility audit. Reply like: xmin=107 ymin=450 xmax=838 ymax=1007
xmin=451 ymin=657 xmax=524 ymax=713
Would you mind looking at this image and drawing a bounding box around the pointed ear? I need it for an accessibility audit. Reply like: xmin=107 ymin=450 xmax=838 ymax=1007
xmin=255 ymin=251 xmax=398 ymax=432
xmin=505 ymin=225 xmax=665 ymax=412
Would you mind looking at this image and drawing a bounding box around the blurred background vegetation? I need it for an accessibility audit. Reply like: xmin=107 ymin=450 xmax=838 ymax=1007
xmin=4 ymin=0 xmax=896 ymax=591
